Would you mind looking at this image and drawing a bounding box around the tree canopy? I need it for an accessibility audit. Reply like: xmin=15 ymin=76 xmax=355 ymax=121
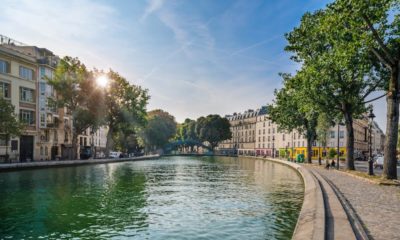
xmin=139 ymin=109 xmax=177 ymax=151
xmin=48 ymin=56 xmax=103 ymax=159
xmin=195 ymin=114 xmax=231 ymax=151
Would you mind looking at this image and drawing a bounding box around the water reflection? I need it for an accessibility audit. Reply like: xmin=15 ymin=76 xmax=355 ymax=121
xmin=0 ymin=156 xmax=303 ymax=239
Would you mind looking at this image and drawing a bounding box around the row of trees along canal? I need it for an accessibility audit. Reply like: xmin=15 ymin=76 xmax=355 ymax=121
xmin=140 ymin=113 xmax=232 ymax=154
xmin=0 ymin=56 xmax=232 ymax=160
xmin=268 ymin=0 xmax=400 ymax=179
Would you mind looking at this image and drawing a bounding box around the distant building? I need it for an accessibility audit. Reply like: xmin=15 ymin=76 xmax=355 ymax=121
xmin=219 ymin=106 xmax=384 ymax=160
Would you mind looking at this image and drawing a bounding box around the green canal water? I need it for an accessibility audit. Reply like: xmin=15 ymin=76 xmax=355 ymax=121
xmin=0 ymin=156 xmax=303 ymax=239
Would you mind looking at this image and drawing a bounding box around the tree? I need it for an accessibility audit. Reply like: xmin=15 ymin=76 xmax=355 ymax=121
xmin=0 ymin=98 xmax=24 ymax=162
xmin=175 ymin=118 xmax=201 ymax=152
xmin=139 ymin=110 xmax=177 ymax=152
xmin=268 ymin=73 xmax=318 ymax=163
xmin=48 ymin=56 xmax=103 ymax=159
xmin=101 ymin=70 xmax=149 ymax=157
xmin=195 ymin=114 xmax=231 ymax=151
xmin=285 ymin=8 xmax=384 ymax=170
xmin=328 ymin=0 xmax=400 ymax=179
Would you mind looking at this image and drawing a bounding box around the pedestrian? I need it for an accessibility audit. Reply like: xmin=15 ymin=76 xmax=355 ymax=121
xmin=331 ymin=159 xmax=336 ymax=168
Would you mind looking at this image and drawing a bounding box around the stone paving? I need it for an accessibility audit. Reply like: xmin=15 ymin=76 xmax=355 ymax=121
xmin=307 ymin=165 xmax=400 ymax=240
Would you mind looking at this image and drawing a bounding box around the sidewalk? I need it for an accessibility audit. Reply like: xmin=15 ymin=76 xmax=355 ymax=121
xmin=306 ymin=165 xmax=400 ymax=240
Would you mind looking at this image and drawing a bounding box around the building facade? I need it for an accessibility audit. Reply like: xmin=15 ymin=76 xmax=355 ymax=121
xmin=0 ymin=35 xmax=107 ymax=162
xmin=220 ymin=106 xmax=384 ymax=160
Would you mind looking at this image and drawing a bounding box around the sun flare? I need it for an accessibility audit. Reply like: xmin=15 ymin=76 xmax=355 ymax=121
xmin=96 ymin=75 xmax=108 ymax=88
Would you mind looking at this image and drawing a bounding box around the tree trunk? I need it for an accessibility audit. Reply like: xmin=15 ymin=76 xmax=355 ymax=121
xmin=72 ymin=132 xmax=78 ymax=160
xmin=343 ymin=111 xmax=355 ymax=170
xmin=383 ymin=65 xmax=399 ymax=179
xmin=306 ymin=136 xmax=313 ymax=163
xmin=105 ymin=126 xmax=114 ymax=158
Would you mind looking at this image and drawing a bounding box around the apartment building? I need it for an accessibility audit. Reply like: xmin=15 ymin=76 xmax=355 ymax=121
xmin=220 ymin=106 xmax=385 ymax=160
xmin=219 ymin=106 xmax=267 ymax=156
xmin=78 ymin=126 xmax=108 ymax=158
xmin=0 ymin=35 xmax=108 ymax=162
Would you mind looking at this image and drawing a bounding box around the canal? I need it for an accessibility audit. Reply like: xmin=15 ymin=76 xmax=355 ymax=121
xmin=0 ymin=156 xmax=303 ymax=239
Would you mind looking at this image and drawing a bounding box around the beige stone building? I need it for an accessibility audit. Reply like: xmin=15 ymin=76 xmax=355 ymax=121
xmin=0 ymin=35 xmax=75 ymax=162
xmin=220 ymin=106 xmax=384 ymax=160
xmin=0 ymin=35 xmax=108 ymax=162
xmin=219 ymin=107 xmax=267 ymax=156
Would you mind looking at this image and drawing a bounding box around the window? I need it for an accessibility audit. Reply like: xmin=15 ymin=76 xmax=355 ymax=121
xmin=283 ymin=134 xmax=285 ymax=141
xmin=263 ymin=129 xmax=265 ymax=134
xmin=0 ymin=82 xmax=10 ymax=98
xmin=263 ymin=136 xmax=265 ymax=142
xmin=20 ymin=110 xmax=35 ymax=125
xmin=19 ymin=66 xmax=35 ymax=80
xmin=330 ymin=131 xmax=335 ymax=138
xmin=20 ymin=87 xmax=34 ymax=102
xmin=339 ymin=131 xmax=344 ymax=139
xmin=0 ymin=60 xmax=10 ymax=74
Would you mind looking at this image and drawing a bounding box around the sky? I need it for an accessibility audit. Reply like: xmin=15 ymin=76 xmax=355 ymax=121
xmin=0 ymin=0 xmax=387 ymax=131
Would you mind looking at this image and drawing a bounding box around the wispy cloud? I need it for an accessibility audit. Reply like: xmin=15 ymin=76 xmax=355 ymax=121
xmin=230 ymin=35 xmax=281 ymax=56
xmin=0 ymin=0 xmax=120 ymax=69
xmin=141 ymin=0 xmax=164 ymax=21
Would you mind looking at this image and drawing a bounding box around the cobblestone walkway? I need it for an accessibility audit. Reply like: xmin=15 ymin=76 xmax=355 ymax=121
xmin=306 ymin=165 xmax=400 ymax=240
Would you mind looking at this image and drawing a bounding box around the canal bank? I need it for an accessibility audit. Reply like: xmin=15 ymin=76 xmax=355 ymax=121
xmin=250 ymin=157 xmax=367 ymax=240
xmin=0 ymin=154 xmax=160 ymax=172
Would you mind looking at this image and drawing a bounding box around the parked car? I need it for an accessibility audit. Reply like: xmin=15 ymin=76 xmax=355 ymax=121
xmin=80 ymin=147 xmax=92 ymax=160
xmin=109 ymin=151 xmax=121 ymax=158
xmin=374 ymin=156 xmax=384 ymax=169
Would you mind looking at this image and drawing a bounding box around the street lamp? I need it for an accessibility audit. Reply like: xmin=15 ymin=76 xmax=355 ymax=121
xmin=368 ymin=105 xmax=375 ymax=175
xmin=272 ymin=135 xmax=275 ymax=158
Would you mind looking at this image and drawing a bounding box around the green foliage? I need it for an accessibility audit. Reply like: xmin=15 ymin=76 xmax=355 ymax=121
xmin=174 ymin=118 xmax=202 ymax=152
xmin=316 ymin=113 xmax=333 ymax=148
xmin=328 ymin=148 xmax=337 ymax=159
xmin=195 ymin=114 xmax=231 ymax=151
xmin=101 ymin=70 xmax=149 ymax=155
xmin=139 ymin=110 xmax=177 ymax=151
xmin=47 ymin=56 xmax=103 ymax=159
xmin=268 ymin=73 xmax=318 ymax=163
xmin=0 ymin=98 xmax=24 ymax=156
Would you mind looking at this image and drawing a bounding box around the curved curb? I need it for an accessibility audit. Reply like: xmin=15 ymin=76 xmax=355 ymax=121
xmin=246 ymin=157 xmax=325 ymax=240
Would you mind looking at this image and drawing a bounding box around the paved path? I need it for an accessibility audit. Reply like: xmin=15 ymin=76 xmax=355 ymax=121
xmin=311 ymin=160 xmax=400 ymax=176
xmin=306 ymin=165 xmax=400 ymax=240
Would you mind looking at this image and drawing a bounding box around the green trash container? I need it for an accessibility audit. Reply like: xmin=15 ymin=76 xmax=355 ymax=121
xmin=296 ymin=154 xmax=305 ymax=163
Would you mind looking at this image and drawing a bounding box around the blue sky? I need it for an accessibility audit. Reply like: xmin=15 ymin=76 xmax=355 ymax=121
xmin=0 ymin=0 xmax=387 ymax=131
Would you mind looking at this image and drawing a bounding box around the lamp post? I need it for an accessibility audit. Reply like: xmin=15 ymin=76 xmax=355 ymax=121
xmin=368 ymin=105 xmax=375 ymax=176
xmin=272 ymin=135 xmax=275 ymax=158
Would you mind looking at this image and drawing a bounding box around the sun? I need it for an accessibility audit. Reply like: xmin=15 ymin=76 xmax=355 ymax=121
xmin=96 ymin=75 xmax=108 ymax=88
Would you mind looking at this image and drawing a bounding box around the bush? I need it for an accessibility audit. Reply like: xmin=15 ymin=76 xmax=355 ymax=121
xmin=328 ymin=149 xmax=337 ymax=159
